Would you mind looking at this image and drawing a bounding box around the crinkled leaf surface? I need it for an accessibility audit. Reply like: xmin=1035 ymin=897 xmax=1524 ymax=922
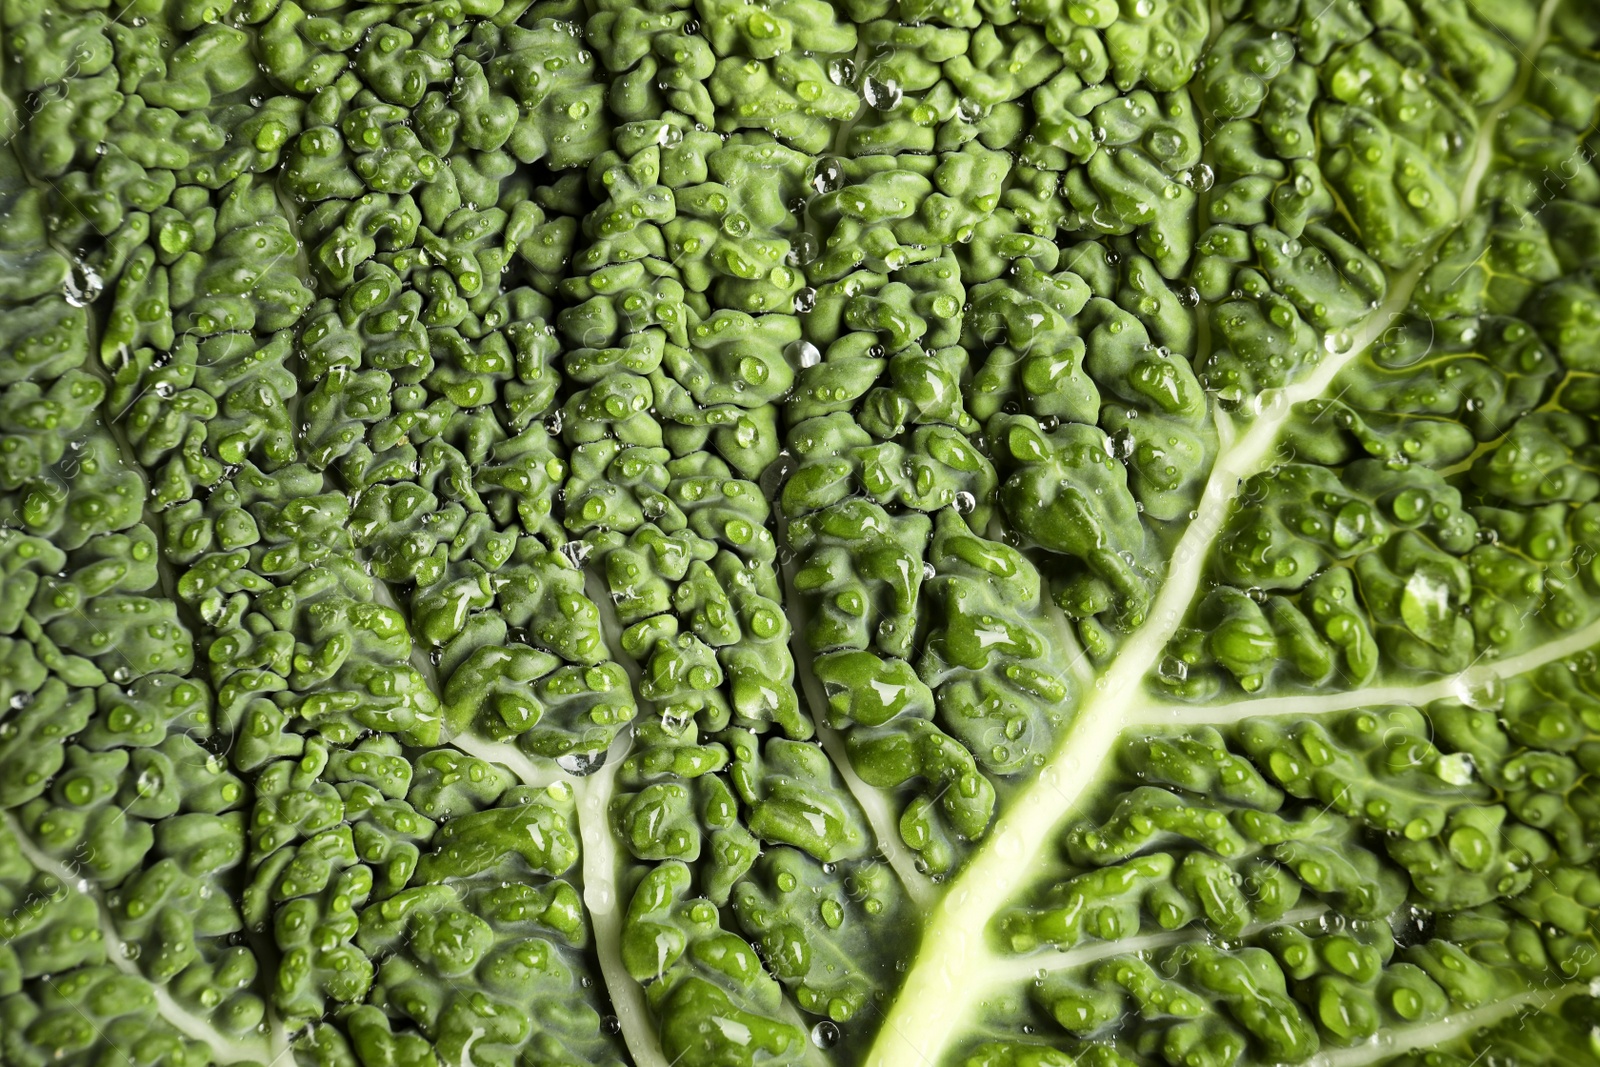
xmin=2 ymin=1 xmax=1600 ymax=1067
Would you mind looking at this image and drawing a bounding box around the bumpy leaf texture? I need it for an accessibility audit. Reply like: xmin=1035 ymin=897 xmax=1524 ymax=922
xmin=2 ymin=1 xmax=1600 ymax=1066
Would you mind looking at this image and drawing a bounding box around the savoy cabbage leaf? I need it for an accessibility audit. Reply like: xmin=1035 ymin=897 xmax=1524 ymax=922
xmin=1 ymin=1 xmax=1600 ymax=1067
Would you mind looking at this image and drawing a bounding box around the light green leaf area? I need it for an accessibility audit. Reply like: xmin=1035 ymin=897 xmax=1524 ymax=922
xmin=1 ymin=1 xmax=1599 ymax=1067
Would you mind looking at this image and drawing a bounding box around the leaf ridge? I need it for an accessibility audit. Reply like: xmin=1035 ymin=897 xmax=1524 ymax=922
xmin=0 ymin=810 xmax=279 ymax=1066
xmin=779 ymin=548 xmax=940 ymax=908
xmin=1133 ymin=613 xmax=1600 ymax=727
xmin=862 ymin=1 xmax=1567 ymax=1062
xmin=577 ymin=746 xmax=670 ymax=1067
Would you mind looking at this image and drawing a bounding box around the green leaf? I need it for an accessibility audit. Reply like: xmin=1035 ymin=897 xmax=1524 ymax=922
xmin=2 ymin=2 xmax=1598 ymax=1067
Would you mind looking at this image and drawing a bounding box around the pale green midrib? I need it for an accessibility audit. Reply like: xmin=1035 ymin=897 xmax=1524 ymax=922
xmin=860 ymin=3 xmax=1561 ymax=1063
xmin=859 ymin=253 xmax=1415 ymax=1067
xmin=775 ymin=531 xmax=939 ymax=909
xmin=575 ymin=738 xmax=671 ymax=1067
xmin=0 ymin=809 xmax=275 ymax=1064
xmin=423 ymin=552 xmax=661 ymax=1067
xmin=1131 ymin=612 xmax=1600 ymax=726
xmin=532 ymin=551 xmax=667 ymax=1067
xmin=989 ymin=904 xmax=1330 ymax=984
xmin=570 ymin=559 xmax=679 ymax=1067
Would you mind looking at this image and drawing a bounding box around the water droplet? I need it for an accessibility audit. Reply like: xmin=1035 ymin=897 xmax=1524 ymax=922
xmin=63 ymin=260 xmax=102 ymax=307
xmin=862 ymin=75 xmax=902 ymax=111
xmin=1453 ymin=666 xmax=1504 ymax=712
xmin=786 ymin=340 xmax=822 ymax=368
xmin=788 ymin=232 xmax=818 ymax=267
xmin=811 ymin=158 xmax=843 ymax=195
xmin=1435 ymin=752 xmax=1475 ymax=786
xmin=557 ymin=750 xmax=607 ymax=777
xmin=1253 ymin=389 xmax=1287 ymax=418
xmin=559 ymin=540 xmax=592 ymax=569
xmin=811 ymin=1022 xmax=841 ymax=1049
